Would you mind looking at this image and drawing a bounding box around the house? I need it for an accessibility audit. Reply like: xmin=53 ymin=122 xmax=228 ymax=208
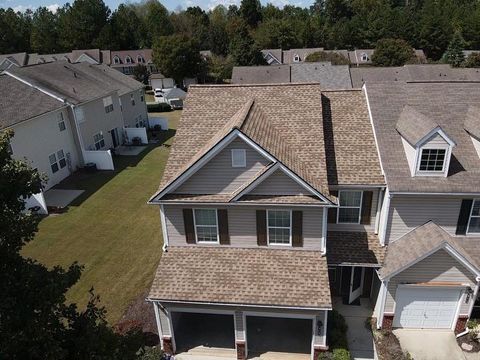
xmin=231 ymin=62 xmax=352 ymax=89
xmin=146 ymin=83 xmax=385 ymax=359
xmin=110 ymin=49 xmax=157 ymax=75
xmin=0 ymin=52 xmax=28 ymax=71
xmin=348 ymin=49 xmax=427 ymax=66
xmin=150 ymin=72 xmax=175 ymax=90
xmin=1 ymin=61 xmax=148 ymax=211
xmin=146 ymin=79 xmax=480 ymax=359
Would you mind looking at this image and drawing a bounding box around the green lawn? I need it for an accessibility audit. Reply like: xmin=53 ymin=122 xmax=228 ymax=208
xmin=22 ymin=110 xmax=181 ymax=324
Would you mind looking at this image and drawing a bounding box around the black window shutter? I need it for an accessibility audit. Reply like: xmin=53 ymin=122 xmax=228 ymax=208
xmin=456 ymin=199 xmax=473 ymax=235
xmin=256 ymin=210 xmax=267 ymax=246
xmin=183 ymin=209 xmax=196 ymax=244
xmin=218 ymin=209 xmax=230 ymax=245
xmin=361 ymin=191 xmax=373 ymax=225
xmin=292 ymin=211 xmax=303 ymax=247
xmin=328 ymin=190 xmax=339 ymax=223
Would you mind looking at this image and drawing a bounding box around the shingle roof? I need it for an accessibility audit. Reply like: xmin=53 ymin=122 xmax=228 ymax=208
xmin=396 ymin=105 xmax=439 ymax=145
xmin=231 ymin=65 xmax=290 ymax=84
xmin=378 ymin=221 xmax=480 ymax=279
xmin=148 ymin=246 xmax=332 ymax=309
xmin=326 ymin=231 xmax=386 ymax=266
xmin=0 ymin=52 xmax=27 ymax=66
xmin=464 ymin=106 xmax=480 ymax=139
xmin=7 ymin=61 xmax=143 ymax=104
xmin=283 ymin=48 xmax=324 ymax=63
xmin=261 ymin=49 xmax=283 ymax=64
xmin=110 ymin=49 xmax=153 ymax=65
xmin=367 ymin=81 xmax=480 ymax=193
xmin=291 ymin=63 xmax=352 ymax=89
xmin=0 ymin=74 xmax=64 ymax=130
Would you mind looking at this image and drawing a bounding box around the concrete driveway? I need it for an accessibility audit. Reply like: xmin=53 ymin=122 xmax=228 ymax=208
xmin=393 ymin=329 xmax=467 ymax=360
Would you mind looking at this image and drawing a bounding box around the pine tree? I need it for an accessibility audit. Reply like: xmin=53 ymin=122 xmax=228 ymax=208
xmin=443 ymin=31 xmax=466 ymax=67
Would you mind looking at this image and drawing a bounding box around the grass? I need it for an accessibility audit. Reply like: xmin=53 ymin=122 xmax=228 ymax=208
xmin=22 ymin=110 xmax=182 ymax=324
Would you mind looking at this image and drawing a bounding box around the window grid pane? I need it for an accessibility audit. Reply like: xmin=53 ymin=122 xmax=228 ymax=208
xmin=268 ymin=210 xmax=291 ymax=245
xmin=419 ymin=149 xmax=446 ymax=172
xmin=339 ymin=191 xmax=362 ymax=207
xmin=196 ymin=226 xmax=217 ymax=242
xmin=195 ymin=209 xmax=217 ymax=226
xmin=194 ymin=209 xmax=218 ymax=242
xmin=338 ymin=208 xmax=360 ymax=223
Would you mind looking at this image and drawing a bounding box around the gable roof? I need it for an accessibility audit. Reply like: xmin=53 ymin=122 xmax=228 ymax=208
xmin=378 ymin=221 xmax=480 ymax=279
xmin=0 ymin=74 xmax=65 ymax=130
xmin=0 ymin=52 xmax=27 ymax=67
xmin=282 ymin=48 xmax=324 ymax=63
xmin=367 ymin=81 xmax=480 ymax=193
xmin=231 ymin=65 xmax=290 ymax=84
xmin=110 ymin=49 xmax=153 ymax=66
xmin=291 ymin=63 xmax=352 ymax=89
xmin=396 ymin=105 xmax=440 ymax=146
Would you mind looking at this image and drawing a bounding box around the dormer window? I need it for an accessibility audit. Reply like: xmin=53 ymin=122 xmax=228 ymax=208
xmin=125 ymin=56 xmax=132 ymax=64
xmin=293 ymin=54 xmax=300 ymax=62
xmin=418 ymin=148 xmax=446 ymax=172
xmin=113 ymin=56 xmax=120 ymax=64
xmin=361 ymin=53 xmax=368 ymax=62
xmin=137 ymin=55 xmax=144 ymax=63
xmin=231 ymin=149 xmax=246 ymax=167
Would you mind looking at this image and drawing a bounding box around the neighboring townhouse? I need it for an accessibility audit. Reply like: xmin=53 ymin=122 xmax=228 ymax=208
xmin=110 ymin=49 xmax=157 ymax=75
xmin=146 ymin=83 xmax=386 ymax=359
xmin=231 ymin=62 xmax=352 ymax=89
xmin=365 ymin=80 xmax=480 ymax=332
xmin=0 ymin=52 xmax=28 ymax=71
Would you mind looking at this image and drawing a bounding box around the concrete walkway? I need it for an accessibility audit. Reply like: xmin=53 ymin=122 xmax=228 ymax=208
xmin=393 ymin=329 xmax=467 ymax=360
xmin=333 ymin=297 xmax=376 ymax=360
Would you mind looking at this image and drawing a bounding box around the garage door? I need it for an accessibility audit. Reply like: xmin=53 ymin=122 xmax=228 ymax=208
xmin=393 ymin=287 xmax=460 ymax=329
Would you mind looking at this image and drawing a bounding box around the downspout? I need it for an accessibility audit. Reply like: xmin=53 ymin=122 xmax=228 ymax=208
xmin=377 ymin=275 xmax=389 ymax=329
xmin=374 ymin=187 xmax=385 ymax=234
xmin=379 ymin=188 xmax=391 ymax=246
xmin=160 ymin=204 xmax=169 ymax=252
xmin=321 ymin=207 xmax=328 ymax=255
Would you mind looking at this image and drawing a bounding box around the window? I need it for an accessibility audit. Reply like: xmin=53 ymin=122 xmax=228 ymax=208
xmin=231 ymin=149 xmax=246 ymax=167
xmin=194 ymin=209 xmax=218 ymax=243
xmin=361 ymin=53 xmax=368 ymax=61
xmin=49 ymin=150 xmax=66 ymax=173
xmin=338 ymin=190 xmax=363 ymax=223
xmin=113 ymin=56 xmax=120 ymax=64
xmin=137 ymin=55 xmax=144 ymax=63
xmin=125 ymin=56 xmax=132 ymax=64
xmin=94 ymin=132 xmax=105 ymax=150
xmin=293 ymin=54 xmax=300 ymax=62
xmin=103 ymin=96 xmax=114 ymax=113
xmin=418 ymin=148 xmax=446 ymax=172
xmin=130 ymin=94 xmax=135 ymax=106
xmin=468 ymin=199 xmax=480 ymax=234
xmin=58 ymin=113 xmax=66 ymax=131
xmin=267 ymin=210 xmax=291 ymax=245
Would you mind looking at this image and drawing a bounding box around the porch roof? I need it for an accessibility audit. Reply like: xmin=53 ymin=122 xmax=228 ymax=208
xmin=326 ymin=231 xmax=386 ymax=266
xmin=148 ymin=246 xmax=332 ymax=309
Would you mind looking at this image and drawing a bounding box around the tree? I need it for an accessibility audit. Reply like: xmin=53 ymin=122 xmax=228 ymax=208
xmin=153 ymin=35 xmax=202 ymax=84
xmin=30 ymin=7 xmax=59 ymax=53
xmin=371 ymin=38 xmax=415 ymax=66
xmin=254 ymin=18 xmax=302 ymax=50
xmin=133 ymin=64 xmax=150 ymax=84
xmin=229 ymin=24 xmax=265 ymax=66
xmin=0 ymin=131 xmax=144 ymax=359
xmin=58 ymin=0 xmax=110 ymax=50
xmin=305 ymin=51 xmax=350 ymax=65
xmin=142 ymin=0 xmax=174 ymax=46
xmin=109 ymin=4 xmax=145 ymax=50
xmin=239 ymin=0 xmax=262 ymax=27
xmin=209 ymin=6 xmax=230 ymax=56
xmin=464 ymin=52 xmax=480 ymax=68
xmin=205 ymin=55 xmax=234 ymax=83
xmin=442 ymin=31 xmax=466 ymax=67
xmin=0 ymin=8 xmax=32 ymax=54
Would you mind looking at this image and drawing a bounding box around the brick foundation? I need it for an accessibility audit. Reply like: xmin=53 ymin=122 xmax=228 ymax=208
xmin=382 ymin=314 xmax=394 ymax=331
xmin=162 ymin=336 xmax=174 ymax=355
xmin=455 ymin=315 xmax=469 ymax=335
xmin=236 ymin=341 xmax=246 ymax=360
xmin=313 ymin=345 xmax=328 ymax=359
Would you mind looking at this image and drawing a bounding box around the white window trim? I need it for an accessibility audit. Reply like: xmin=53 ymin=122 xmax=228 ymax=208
xmin=49 ymin=152 xmax=58 ymax=173
xmin=267 ymin=209 xmax=292 ymax=246
xmin=93 ymin=132 xmax=105 ymax=150
xmin=231 ymin=149 xmax=246 ymax=168
xmin=125 ymin=56 xmax=132 ymax=64
xmin=58 ymin=113 xmax=66 ymax=131
xmin=337 ymin=190 xmax=363 ymax=224
xmin=416 ymin=147 xmax=448 ymax=174
xmin=467 ymin=199 xmax=480 ymax=234
xmin=293 ymin=54 xmax=300 ymax=62
xmin=113 ymin=56 xmax=120 ymax=64
xmin=193 ymin=208 xmax=219 ymax=244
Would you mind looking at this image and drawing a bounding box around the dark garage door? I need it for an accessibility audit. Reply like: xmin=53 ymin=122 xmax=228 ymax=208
xmin=246 ymin=316 xmax=311 ymax=354
xmin=171 ymin=312 xmax=235 ymax=352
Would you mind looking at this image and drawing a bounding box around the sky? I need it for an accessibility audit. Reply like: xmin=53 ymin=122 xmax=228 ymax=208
xmin=0 ymin=0 xmax=312 ymax=14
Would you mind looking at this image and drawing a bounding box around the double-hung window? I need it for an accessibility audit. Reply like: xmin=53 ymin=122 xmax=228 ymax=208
xmin=103 ymin=96 xmax=114 ymax=113
xmin=58 ymin=113 xmax=66 ymax=131
xmin=468 ymin=200 xmax=480 ymax=234
xmin=94 ymin=132 xmax=105 ymax=150
xmin=338 ymin=190 xmax=363 ymax=223
xmin=49 ymin=149 xmax=66 ymax=173
xmin=267 ymin=210 xmax=291 ymax=245
xmin=194 ymin=209 xmax=218 ymax=243
xmin=130 ymin=94 xmax=135 ymax=106
xmin=418 ymin=148 xmax=446 ymax=172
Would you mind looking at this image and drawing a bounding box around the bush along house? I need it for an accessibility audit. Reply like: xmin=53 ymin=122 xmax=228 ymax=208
xmin=146 ymin=81 xmax=480 ymax=359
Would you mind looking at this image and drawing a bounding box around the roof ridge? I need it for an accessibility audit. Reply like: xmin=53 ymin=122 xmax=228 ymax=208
xmin=189 ymin=82 xmax=321 ymax=88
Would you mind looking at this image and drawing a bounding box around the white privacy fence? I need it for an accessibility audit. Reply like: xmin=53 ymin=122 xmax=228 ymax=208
xmin=124 ymin=127 xmax=148 ymax=144
xmin=84 ymin=150 xmax=114 ymax=170
xmin=24 ymin=192 xmax=48 ymax=214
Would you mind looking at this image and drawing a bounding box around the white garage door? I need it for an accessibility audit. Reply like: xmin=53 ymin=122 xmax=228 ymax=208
xmin=393 ymin=287 xmax=460 ymax=329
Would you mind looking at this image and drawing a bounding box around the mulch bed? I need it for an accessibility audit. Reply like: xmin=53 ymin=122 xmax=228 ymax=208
xmin=456 ymin=333 xmax=480 ymax=353
xmin=369 ymin=319 xmax=409 ymax=360
xmin=116 ymin=291 xmax=159 ymax=346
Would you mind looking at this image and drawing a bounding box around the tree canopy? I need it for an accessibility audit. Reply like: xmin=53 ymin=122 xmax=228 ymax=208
xmin=371 ymin=38 xmax=415 ymax=66
xmin=305 ymin=51 xmax=350 ymax=65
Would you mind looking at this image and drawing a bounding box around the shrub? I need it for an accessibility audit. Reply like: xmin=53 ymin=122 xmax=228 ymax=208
xmin=467 ymin=319 xmax=479 ymax=342
xmin=372 ymin=38 xmax=415 ymax=67
xmin=147 ymin=103 xmax=172 ymax=112
xmin=465 ymin=52 xmax=480 ymax=68
xmin=332 ymin=348 xmax=350 ymax=360
xmin=137 ymin=346 xmax=164 ymax=359
xmin=305 ymin=51 xmax=350 ymax=65
xmin=327 ymin=310 xmax=348 ymax=350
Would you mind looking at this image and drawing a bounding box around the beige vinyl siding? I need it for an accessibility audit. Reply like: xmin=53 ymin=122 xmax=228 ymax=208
xmin=121 ymin=89 xmax=148 ymax=128
xmin=423 ymin=133 xmax=449 ymax=147
xmin=174 ymin=138 xmax=270 ymax=194
xmin=164 ymin=204 xmax=324 ymax=250
xmin=234 ymin=311 xmax=245 ymax=341
xmin=384 ymin=249 xmax=476 ymax=314
xmin=329 ymin=188 xmax=380 ymax=232
xmin=249 ymin=169 xmax=306 ymax=195
xmin=385 ymin=196 xmax=462 ymax=244
xmin=401 ymin=137 xmax=416 ymax=174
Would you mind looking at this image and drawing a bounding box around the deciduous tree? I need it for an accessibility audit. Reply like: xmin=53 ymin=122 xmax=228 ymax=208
xmin=371 ymin=38 xmax=414 ymax=66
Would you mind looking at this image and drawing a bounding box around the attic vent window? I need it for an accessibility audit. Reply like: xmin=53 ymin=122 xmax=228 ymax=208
xmin=231 ymin=149 xmax=246 ymax=168
xmin=418 ymin=148 xmax=446 ymax=172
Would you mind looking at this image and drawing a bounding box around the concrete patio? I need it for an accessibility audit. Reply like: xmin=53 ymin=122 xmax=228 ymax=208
xmin=116 ymin=145 xmax=147 ymax=156
xmin=333 ymin=297 xmax=376 ymax=360
xmin=44 ymin=189 xmax=84 ymax=209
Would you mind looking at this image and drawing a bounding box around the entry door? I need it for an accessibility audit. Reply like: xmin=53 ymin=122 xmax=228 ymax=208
xmin=110 ymin=128 xmax=118 ymax=148
xmin=349 ymin=267 xmax=365 ymax=304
